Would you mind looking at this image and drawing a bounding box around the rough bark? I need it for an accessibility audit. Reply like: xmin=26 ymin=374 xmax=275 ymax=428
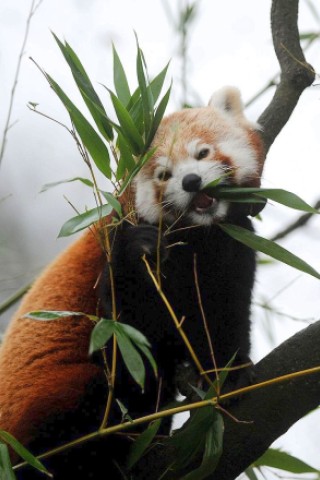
xmin=257 ymin=0 xmax=315 ymax=155
xmin=132 ymin=321 xmax=320 ymax=479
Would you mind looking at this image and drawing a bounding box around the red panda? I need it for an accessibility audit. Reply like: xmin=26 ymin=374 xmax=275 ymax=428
xmin=0 ymin=87 xmax=264 ymax=479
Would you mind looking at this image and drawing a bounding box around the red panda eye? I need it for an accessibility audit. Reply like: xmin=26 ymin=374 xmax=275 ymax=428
xmin=196 ymin=148 xmax=210 ymax=160
xmin=157 ymin=170 xmax=172 ymax=182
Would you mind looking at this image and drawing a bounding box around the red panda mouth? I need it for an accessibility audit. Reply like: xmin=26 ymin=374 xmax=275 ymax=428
xmin=191 ymin=192 xmax=218 ymax=213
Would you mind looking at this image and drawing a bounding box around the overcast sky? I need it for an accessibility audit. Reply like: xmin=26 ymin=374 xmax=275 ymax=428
xmin=0 ymin=1 xmax=320 ymax=476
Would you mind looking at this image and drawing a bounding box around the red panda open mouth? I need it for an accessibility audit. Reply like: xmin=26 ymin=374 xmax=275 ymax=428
xmin=191 ymin=192 xmax=218 ymax=213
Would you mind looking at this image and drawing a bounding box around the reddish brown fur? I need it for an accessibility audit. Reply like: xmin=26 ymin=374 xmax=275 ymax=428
xmin=246 ymin=129 xmax=265 ymax=187
xmin=0 ymin=229 xmax=104 ymax=455
xmin=0 ymin=188 xmax=134 ymax=459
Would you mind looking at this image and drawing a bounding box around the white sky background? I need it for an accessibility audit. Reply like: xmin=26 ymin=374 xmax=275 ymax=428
xmin=0 ymin=0 xmax=320 ymax=477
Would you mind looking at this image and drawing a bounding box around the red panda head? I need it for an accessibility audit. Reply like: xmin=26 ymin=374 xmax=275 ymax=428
xmin=134 ymin=87 xmax=265 ymax=226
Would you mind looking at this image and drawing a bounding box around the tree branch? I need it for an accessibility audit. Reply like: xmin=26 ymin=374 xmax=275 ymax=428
xmin=258 ymin=0 xmax=315 ymax=154
xmin=131 ymin=320 xmax=320 ymax=479
xmin=271 ymin=199 xmax=320 ymax=241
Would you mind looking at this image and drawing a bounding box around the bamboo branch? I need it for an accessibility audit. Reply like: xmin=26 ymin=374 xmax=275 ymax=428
xmin=271 ymin=199 xmax=320 ymax=241
xmin=130 ymin=320 xmax=320 ymax=479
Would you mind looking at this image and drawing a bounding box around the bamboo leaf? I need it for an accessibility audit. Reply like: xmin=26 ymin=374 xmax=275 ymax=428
xmin=118 ymin=147 xmax=157 ymax=196
xmin=146 ymin=83 xmax=171 ymax=149
xmin=0 ymin=443 xmax=16 ymax=480
xmin=108 ymin=90 xmax=144 ymax=155
xmin=45 ymin=73 xmax=112 ymax=179
xmin=58 ymin=204 xmax=112 ymax=237
xmin=169 ymin=383 xmax=218 ymax=471
xmin=116 ymin=133 xmax=136 ymax=181
xmin=119 ymin=323 xmax=158 ymax=377
xmin=244 ymin=466 xmax=260 ymax=480
xmin=115 ymin=327 xmax=146 ymax=390
xmin=149 ymin=62 xmax=170 ymax=104
xmin=40 ymin=177 xmax=94 ymax=192
xmin=127 ymin=94 xmax=144 ymax=134
xmin=89 ymin=318 xmax=116 ymax=355
xmin=101 ymin=191 xmax=123 ymax=217
xmin=116 ymin=399 xmax=133 ymax=422
xmin=119 ymin=323 xmax=150 ymax=346
xmin=112 ymin=44 xmax=131 ymax=106
xmin=127 ymin=420 xmax=162 ymax=469
xmin=214 ymin=187 xmax=319 ymax=214
xmin=181 ymin=412 xmax=224 ymax=480
xmin=170 ymin=406 xmax=214 ymax=470
xmin=136 ymin=44 xmax=154 ymax=140
xmin=254 ymin=448 xmax=319 ymax=474
xmin=0 ymin=430 xmax=51 ymax=477
xmin=220 ymin=224 xmax=320 ymax=280
xmin=53 ymin=33 xmax=114 ymax=141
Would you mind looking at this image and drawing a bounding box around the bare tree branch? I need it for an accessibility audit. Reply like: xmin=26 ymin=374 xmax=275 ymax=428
xmin=258 ymin=0 xmax=315 ymax=155
xmin=0 ymin=0 xmax=45 ymax=166
xmin=131 ymin=320 xmax=320 ymax=479
xmin=271 ymin=199 xmax=320 ymax=241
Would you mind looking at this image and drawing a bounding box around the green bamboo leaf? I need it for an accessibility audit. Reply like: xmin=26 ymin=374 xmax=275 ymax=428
xmin=127 ymin=94 xmax=145 ymax=134
xmin=23 ymin=310 xmax=88 ymax=321
xmin=136 ymin=44 xmax=154 ymax=139
xmin=257 ymin=189 xmax=319 ymax=213
xmin=169 ymin=383 xmax=218 ymax=471
xmin=112 ymin=44 xmax=131 ymax=106
xmin=115 ymin=327 xmax=146 ymax=390
xmin=126 ymin=85 xmax=142 ymax=112
xmin=220 ymin=224 xmax=320 ymax=280
xmin=254 ymin=448 xmax=319 ymax=474
xmin=58 ymin=204 xmax=113 ymax=237
xmin=119 ymin=147 xmax=157 ymax=195
xmin=0 ymin=444 xmax=16 ymax=480
xmin=53 ymin=33 xmax=114 ymax=141
xmin=244 ymin=466 xmax=260 ymax=480
xmin=118 ymin=323 xmax=150 ymax=347
xmin=127 ymin=420 xmax=161 ymax=469
xmin=89 ymin=318 xmax=116 ymax=355
xmin=214 ymin=352 xmax=238 ymax=390
xmin=170 ymin=406 xmax=215 ymax=470
xmin=127 ymin=62 xmax=169 ymax=116
xmin=40 ymin=177 xmax=94 ymax=193
xmin=116 ymin=133 xmax=136 ymax=181
xmin=116 ymin=399 xmax=133 ymax=422
xmin=146 ymin=84 xmax=171 ymax=148
xmin=108 ymin=90 xmax=144 ymax=155
xmin=0 ymin=430 xmax=51 ymax=477
xmin=45 ymin=73 xmax=111 ymax=179
xmin=181 ymin=412 xmax=224 ymax=480
xmin=119 ymin=323 xmax=158 ymax=377
xmin=149 ymin=62 xmax=170 ymax=104
xmin=101 ymin=191 xmax=123 ymax=217
xmin=215 ymin=187 xmax=319 ymax=214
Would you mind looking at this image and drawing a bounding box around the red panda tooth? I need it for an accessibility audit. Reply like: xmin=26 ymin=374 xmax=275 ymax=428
xmin=192 ymin=192 xmax=217 ymax=210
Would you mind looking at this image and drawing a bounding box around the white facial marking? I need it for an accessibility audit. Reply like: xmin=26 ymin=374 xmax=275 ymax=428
xmin=134 ymin=173 xmax=160 ymax=224
xmin=218 ymin=131 xmax=258 ymax=183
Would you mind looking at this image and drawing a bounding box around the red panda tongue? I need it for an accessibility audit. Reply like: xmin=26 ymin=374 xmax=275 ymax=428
xmin=193 ymin=192 xmax=215 ymax=210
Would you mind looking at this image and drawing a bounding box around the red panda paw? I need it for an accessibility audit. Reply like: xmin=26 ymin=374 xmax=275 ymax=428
xmin=123 ymin=224 xmax=169 ymax=266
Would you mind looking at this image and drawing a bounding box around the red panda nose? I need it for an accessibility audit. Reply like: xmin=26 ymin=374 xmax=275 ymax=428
xmin=182 ymin=174 xmax=202 ymax=192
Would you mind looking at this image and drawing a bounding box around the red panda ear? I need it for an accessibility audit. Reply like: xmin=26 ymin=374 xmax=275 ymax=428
xmin=208 ymin=86 xmax=244 ymax=117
